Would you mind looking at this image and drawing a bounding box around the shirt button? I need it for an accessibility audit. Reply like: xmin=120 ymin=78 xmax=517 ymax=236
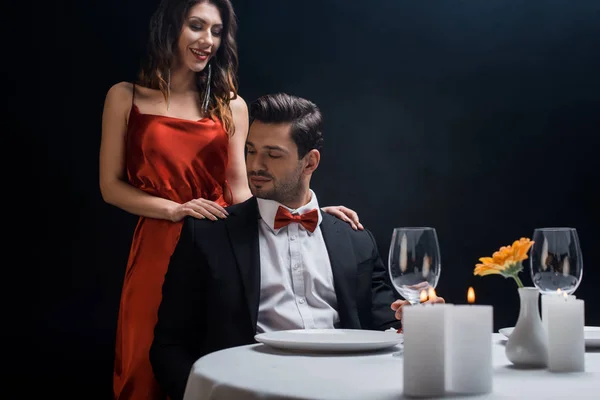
xmin=298 ymin=298 xmax=305 ymax=304
xmin=293 ymin=264 xmax=300 ymax=271
xmin=290 ymin=236 xmax=296 ymax=241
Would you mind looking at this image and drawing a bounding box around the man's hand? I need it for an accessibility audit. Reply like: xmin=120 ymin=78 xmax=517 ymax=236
xmin=391 ymin=296 xmax=446 ymax=321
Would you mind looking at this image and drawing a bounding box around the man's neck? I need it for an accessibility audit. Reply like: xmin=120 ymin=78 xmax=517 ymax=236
xmin=280 ymin=190 xmax=312 ymax=210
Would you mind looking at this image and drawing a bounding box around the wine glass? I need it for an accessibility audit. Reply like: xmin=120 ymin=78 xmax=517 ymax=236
xmin=388 ymin=227 xmax=441 ymax=305
xmin=530 ymin=227 xmax=583 ymax=295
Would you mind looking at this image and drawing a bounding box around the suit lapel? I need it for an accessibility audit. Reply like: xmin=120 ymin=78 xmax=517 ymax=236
xmin=226 ymin=198 xmax=261 ymax=332
xmin=320 ymin=214 xmax=360 ymax=328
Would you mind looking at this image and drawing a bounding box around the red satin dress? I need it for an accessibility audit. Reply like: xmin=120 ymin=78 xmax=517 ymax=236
xmin=113 ymin=86 xmax=230 ymax=400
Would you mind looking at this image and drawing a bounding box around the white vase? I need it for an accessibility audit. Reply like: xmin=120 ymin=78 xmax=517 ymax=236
xmin=505 ymin=287 xmax=548 ymax=368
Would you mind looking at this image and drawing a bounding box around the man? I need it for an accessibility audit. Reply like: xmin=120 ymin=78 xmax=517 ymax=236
xmin=150 ymin=93 xmax=438 ymax=400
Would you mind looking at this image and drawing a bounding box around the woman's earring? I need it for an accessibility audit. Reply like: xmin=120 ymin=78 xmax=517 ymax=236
xmin=166 ymin=68 xmax=171 ymax=111
xmin=202 ymin=63 xmax=212 ymax=113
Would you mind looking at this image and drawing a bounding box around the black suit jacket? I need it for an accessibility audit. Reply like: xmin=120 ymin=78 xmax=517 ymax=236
xmin=150 ymin=197 xmax=400 ymax=400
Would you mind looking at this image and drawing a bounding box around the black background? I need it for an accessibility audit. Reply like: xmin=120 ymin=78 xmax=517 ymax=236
xmin=34 ymin=0 xmax=599 ymax=396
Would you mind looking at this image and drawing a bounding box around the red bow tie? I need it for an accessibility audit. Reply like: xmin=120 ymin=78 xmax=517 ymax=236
xmin=273 ymin=206 xmax=319 ymax=233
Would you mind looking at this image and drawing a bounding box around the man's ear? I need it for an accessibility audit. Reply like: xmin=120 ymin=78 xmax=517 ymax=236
xmin=302 ymin=149 xmax=320 ymax=175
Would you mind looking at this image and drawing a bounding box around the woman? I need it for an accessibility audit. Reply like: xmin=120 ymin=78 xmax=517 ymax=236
xmin=99 ymin=0 xmax=362 ymax=398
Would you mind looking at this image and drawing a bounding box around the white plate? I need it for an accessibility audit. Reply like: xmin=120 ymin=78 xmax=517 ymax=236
xmin=255 ymin=329 xmax=403 ymax=352
xmin=499 ymin=326 xmax=600 ymax=347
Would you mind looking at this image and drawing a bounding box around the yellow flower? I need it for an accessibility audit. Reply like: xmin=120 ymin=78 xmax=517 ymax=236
xmin=474 ymin=238 xmax=534 ymax=288
xmin=510 ymin=237 xmax=534 ymax=262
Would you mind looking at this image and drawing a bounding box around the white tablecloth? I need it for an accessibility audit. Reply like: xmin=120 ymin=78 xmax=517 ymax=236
xmin=184 ymin=333 xmax=600 ymax=399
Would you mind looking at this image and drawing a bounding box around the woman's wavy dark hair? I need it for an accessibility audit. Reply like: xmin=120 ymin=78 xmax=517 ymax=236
xmin=138 ymin=0 xmax=239 ymax=136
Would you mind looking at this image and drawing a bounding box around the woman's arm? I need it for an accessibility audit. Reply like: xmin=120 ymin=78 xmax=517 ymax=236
xmin=99 ymin=82 xmax=227 ymax=222
xmin=99 ymin=82 xmax=182 ymax=220
xmin=226 ymin=95 xmax=253 ymax=204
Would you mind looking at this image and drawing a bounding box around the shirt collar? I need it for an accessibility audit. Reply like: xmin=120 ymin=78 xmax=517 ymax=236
xmin=257 ymin=189 xmax=323 ymax=234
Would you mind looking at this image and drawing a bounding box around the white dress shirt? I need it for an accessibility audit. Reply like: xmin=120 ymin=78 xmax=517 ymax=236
xmin=255 ymin=190 xmax=340 ymax=333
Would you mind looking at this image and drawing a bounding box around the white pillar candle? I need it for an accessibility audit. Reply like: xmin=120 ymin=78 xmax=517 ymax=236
xmin=446 ymin=304 xmax=493 ymax=394
xmin=546 ymin=297 xmax=585 ymax=372
xmin=541 ymin=293 xmax=576 ymax=334
xmin=403 ymin=303 xmax=447 ymax=397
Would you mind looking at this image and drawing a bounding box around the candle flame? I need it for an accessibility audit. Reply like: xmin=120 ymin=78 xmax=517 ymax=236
xmin=428 ymin=287 xmax=437 ymax=301
xmin=420 ymin=289 xmax=428 ymax=303
xmin=557 ymin=288 xmax=562 ymax=294
xmin=562 ymin=291 xmax=568 ymax=300
xmin=467 ymin=287 xmax=475 ymax=304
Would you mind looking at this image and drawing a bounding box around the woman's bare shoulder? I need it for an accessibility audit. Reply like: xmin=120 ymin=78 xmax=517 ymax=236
xmin=107 ymin=81 xmax=134 ymax=97
xmin=229 ymin=92 xmax=248 ymax=114
xmin=105 ymin=81 xmax=135 ymax=108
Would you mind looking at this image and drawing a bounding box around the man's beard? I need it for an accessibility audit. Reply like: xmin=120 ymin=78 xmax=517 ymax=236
xmin=250 ymin=164 xmax=304 ymax=204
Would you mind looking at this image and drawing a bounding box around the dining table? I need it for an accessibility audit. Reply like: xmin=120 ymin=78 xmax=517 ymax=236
xmin=183 ymin=333 xmax=600 ymax=399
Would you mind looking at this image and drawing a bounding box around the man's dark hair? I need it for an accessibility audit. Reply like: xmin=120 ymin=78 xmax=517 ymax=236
xmin=249 ymin=93 xmax=323 ymax=158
